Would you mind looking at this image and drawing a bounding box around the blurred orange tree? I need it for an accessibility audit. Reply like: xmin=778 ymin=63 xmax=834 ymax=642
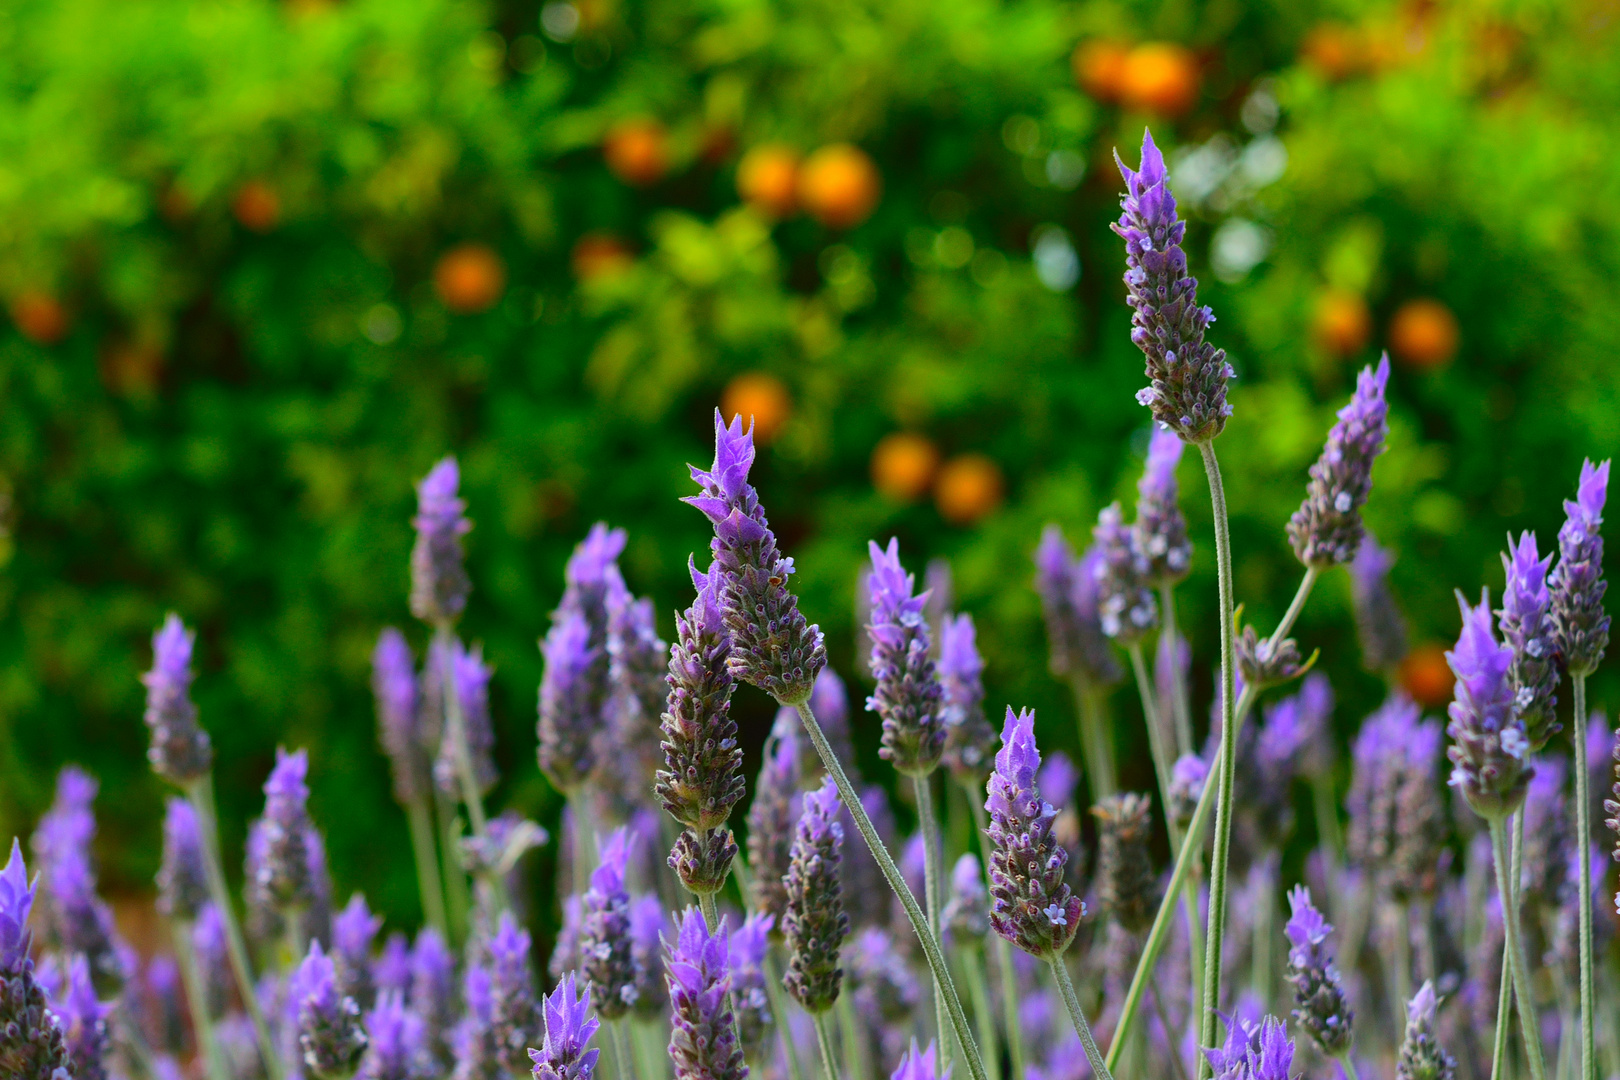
xmin=1 ymin=0 xmax=1617 ymax=926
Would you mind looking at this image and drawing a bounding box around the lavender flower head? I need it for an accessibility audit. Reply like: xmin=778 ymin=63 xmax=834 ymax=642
xmin=1550 ymin=458 xmax=1611 ymax=676
xmin=142 ymin=613 xmax=213 ymax=784
xmin=1286 ymin=355 xmax=1391 ymax=568
xmin=410 ymin=457 xmax=472 ymax=625
xmin=1395 ymin=981 xmax=1455 ymax=1080
xmin=373 ymin=628 xmax=428 ymax=805
xmin=1445 ymin=591 xmax=1532 ymax=820
xmin=1094 ymin=792 xmax=1158 ymax=934
xmin=436 ymin=640 xmax=498 ymax=798
xmin=358 ymin=991 xmax=432 ymax=1080
xmin=628 ymin=894 xmax=669 ymax=1021
xmin=1282 ymin=885 xmax=1353 ymax=1056
xmin=333 ymin=893 xmax=383 ymax=1010
xmin=255 ymin=747 xmax=315 ymax=909
xmin=539 ymin=608 xmax=601 ymax=793
xmin=1205 ymin=1014 xmax=1297 ymax=1080
xmin=939 ymin=613 xmax=996 ymax=783
xmin=580 ymin=827 xmax=638 ymax=1020
xmin=866 ymin=538 xmax=946 ymax=776
xmin=1168 ymin=753 xmax=1208 ymax=828
xmin=31 ymin=769 xmax=126 ymax=990
xmin=1093 ymin=503 xmax=1159 ymax=644
xmin=530 ymin=973 xmax=600 ymax=1080
xmin=728 ymin=912 xmax=774 ymax=1061
xmin=0 ymin=840 xmax=34 ymax=972
xmin=606 ymin=592 xmax=669 ymax=799
xmin=478 ymin=913 xmax=539 ymax=1077
xmin=664 ymin=908 xmax=747 ymax=1080
xmin=375 ymin=934 xmax=411 ymax=999
xmin=408 ymin=927 xmax=455 ymax=1063
xmin=1497 ymin=531 xmax=1560 ymax=749
xmin=783 ymin=777 xmax=849 ymax=1012
xmin=746 ymin=713 xmax=798 ymax=930
xmin=985 ymin=707 xmax=1086 ymax=958
xmin=0 ymin=841 xmax=73 ymax=1080
xmin=1136 ymin=427 xmax=1192 ymax=584
xmin=1113 ymin=128 xmax=1233 ymax=444
xmin=942 ymin=853 xmax=989 ymax=941
xmin=295 ymin=940 xmax=368 ymax=1078
xmin=54 ymin=953 xmax=109 ymax=1080
xmin=1033 ymin=526 xmax=1122 ymax=687
xmin=156 ymin=796 xmax=208 ymax=921
xmin=893 ymin=1039 xmax=950 ymax=1080
xmin=683 ymin=410 xmax=825 ymax=704
xmin=1350 ymin=536 xmax=1408 ymax=673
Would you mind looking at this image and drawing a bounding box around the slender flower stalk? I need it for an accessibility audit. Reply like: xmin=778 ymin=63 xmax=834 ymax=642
xmin=372 ymin=629 xmax=448 ymax=939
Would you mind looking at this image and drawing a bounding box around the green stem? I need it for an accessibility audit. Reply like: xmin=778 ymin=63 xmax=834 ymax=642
xmin=1048 ymin=955 xmax=1114 ymax=1080
xmin=699 ymin=891 xmax=719 ymax=930
xmin=433 ymin=622 xmax=490 ymax=837
xmin=1338 ymin=1054 xmax=1363 ymax=1080
xmin=1070 ymin=677 xmax=1117 ymax=799
xmin=1573 ymin=676 xmax=1597 ymax=1080
xmin=1311 ymin=777 xmax=1344 ymax=864
xmin=173 ymin=922 xmax=230 ymax=1080
xmin=1107 ymin=565 xmax=1319 ymax=1070
xmin=1160 ymin=583 xmax=1193 ymax=757
xmin=437 ymin=795 xmax=470 ymax=945
xmin=185 ymin=776 xmax=284 ymax=1080
xmin=406 ymin=797 xmax=449 ymax=940
xmin=961 ymin=948 xmax=1002 ymax=1080
xmin=1490 ymin=811 xmax=1517 ymax=1080
xmin=1196 ymin=440 xmax=1238 ymax=1080
xmin=970 ymin=798 xmax=1024 ymax=1080
xmin=764 ymin=950 xmax=808 ymax=1080
xmin=914 ymin=773 xmax=952 ymax=1060
xmin=837 ymin=986 xmax=872 ymax=1080
xmin=1128 ymin=643 xmax=1179 ymax=851
xmin=569 ymin=791 xmax=600 ymax=893
xmin=1491 ymin=815 xmax=1549 ymax=1080
xmin=1393 ymin=902 xmax=1412 ymax=1020
xmin=812 ymin=1013 xmax=840 ymax=1080
xmin=612 ymin=1020 xmax=638 ymax=1080
xmin=791 ymin=699 xmax=988 ymax=1080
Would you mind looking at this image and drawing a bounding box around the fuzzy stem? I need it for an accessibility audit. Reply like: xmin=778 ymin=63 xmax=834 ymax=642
xmin=1070 ymin=676 xmax=1117 ymax=799
xmin=1128 ymin=643 xmax=1180 ymax=851
xmin=432 ymin=622 xmax=489 ymax=837
xmin=1489 ymin=816 xmax=1515 ymax=1080
xmin=1107 ymin=565 xmax=1318 ymax=1070
xmin=1573 ymin=677 xmax=1597 ymax=1080
xmin=173 ymin=922 xmax=230 ymax=1080
xmin=1393 ymin=902 xmax=1413 ymax=1019
xmin=914 ymin=773 xmax=953 ymax=1060
xmin=436 ymin=793 xmax=470 ymax=944
xmin=405 ymin=797 xmax=449 ymax=940
xmin=837 ymin=986 xmax=872 ymax=1080
xmin=971 ymin=797 xmax=1024 ymax=1080
xmin=791 ymin=699 xmax=989 ymax=1080
xmin=1160 ymin=584 xmax=1194 ymax=757
xmin=1049 ymin=955 xmax=1115 ymax=1080
xmin=1196 ymin=440 xmax=1237 ymax=1080
xmin=699 ymin=891 xmax=719 ymax=930
xmin=961 ymin=947 xmax=1002 ymax=1080
xmin=812 ymin=1012 xmax=840 ymax=1080
xmin=761 ymin=949 xmax=808 ymax=1080
xmin=185 ymin=776 xmax=284 ymax=1080
xmin=1491 ymin=815 xmax=1550 ymax=1080
xmin=1338 ymin=1054 xmax=1363 ymax=1080
xmin=611 ymin=1019 xmax=638 ymax=1080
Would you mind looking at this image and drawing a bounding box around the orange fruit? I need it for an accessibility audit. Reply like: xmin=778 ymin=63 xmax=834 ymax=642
xmin=721 ymin=372 xmax=792 ymax=444
xmin=935 ymin=453 xmax=1005 ymax=525
xmin=1389 ymin=298 xmax=1459 ymax=370
xmin=1120 ymin=43 xmax=1200 ymax=116
xmin=571 ymin=233 xmax=634 ymax=281
xmin=1072 ymin=40 xmax=1131 ymax=102
xmin=1300 ymin=23 xmax=1365 ymax=80
xmin=1312 ymin=290 xmax=1372 ymax=358
xmin=798 ymin=144 xmax=882 ymax=230
xmin=871 ymin=433 xmax=940 ymax=503
xmin=10 ymin=292 xmax=69 ymax=345
xmin=1399 ymin=642 xmax=1454 ymax=707
xmin=433 ymin=244 xmax=507 ymax=314
xmin=232 ymin=181 xmax=281 ymax=232
xmin=604 ymin=119 xmax=670 ymax=187
xmin=737 ymin=145 xmax=800 ymax=220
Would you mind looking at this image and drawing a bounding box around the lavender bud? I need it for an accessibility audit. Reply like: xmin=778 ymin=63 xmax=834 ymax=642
xmin=1205 ymin=1014 xmax=1297 ymax=1080
xmin=1445 ymin=590 xmax=1532 ymax=821
xmin=1521 ymin=761 xmax=1573 ymax=912
xmin=0 ymin=840 xmax=73 ymax=1080
xmin=656 ymin=558 xmax=745 ymax=833
xmin=455 ymin=913 xmax=539 ymax=1079
xmin=1112 ymin=128 xmax=1233 ymax=444
xmin=1094 ymin=793 xmax=1158 ymax=934
xmin=664 ymin=909 xmax=747 ymax=1080
xmin=866 ymin=538 xmax=946 ymax=776
xmin=53 ymin=953 xmax=110 ymax=1080
xmin=1389 ymin=721 xmax=1447 ymax=902
xmin=985 ymin=707 xmax=1086 ymax=958
xmin=1395 ymin=981 xmax=1455 ymax=1080
xmin=1092 ymin=503 xmax=1158 ymax=642
xmin=1283 ymin=885 xmax=1354 ymax=1056
xmin=408 ymin=927 xmax=455 ymax=1067
xmin=728 ymin=912 xmax=775 ymax=1062
xmin=1033 ymin=526 xmax=1123 ymax=687
xmin=806 ymin=669 xmax=855 ymax=777
xmin=683 ymin=410 xmax=826 ymax=704
xmin=1496 ymin=531 xmax=1561 ymax=750
xmin=580 ymin=828 xmax=639 ymax=1019
xmin=375 ymin=934 xmax=411 ymax=1000
xmin=358 ymin=991 xmax=433 ymax=1080
xmin=435 ymin=640 xmax=498 ymax=799
xmin=30 ymin=769 xmax=126 ymax=991
xmin=1236 ymin=625 xmax=1305 ymax=689
xmin=295 ymin=941 xmax=368 ymax=1079
xmin=157 ymin=796 xmax=209 ymax=922
xmin=1135 ymin=427 xmax=1193 ymax=584
xmin=333 ymin=893 xmax=383 ymax=1010
xmin=538 ymin=609 xmax=601 ymax=793
xmin=142 ymin=613 xmax=213 ymax=784
xmin=1550 ymin=459 xmax=1611 ymax=676
xmin=410 ymin=457 xmax=472 ymax=625
xmin=372 ymin=628 xmax=428 ymax=805
xmin=1168 ymin=753 xmax=1207 ymax=829
xmin=746 ymin=713 xmax=799 ymax=930
xmin=892 ymin=1039 xmax=949 ymax=1080
xmin=1286 ymin=355 xmax=1391 ymax=568
xmin=783 ymin=777 xmax=849 ymax=1012
xmin=192 ymin=904 xmax=230 ymax=1018
xmin=254 ymin=747 xmax=315 ymax=910
xmin=1350 ymin=536 xmax=1408 ymax=672
xmin=530 ymin=973 xmax=601 ymax=1080
xmin=606 ymin=593 xmax=669 ymax=803
xmin=628 ymin=895 xmax=668 ymax=1022
xmin=939 ymin=614 xmax=996 ymax=784
xmin=941 ymin=854 xmax=988 ymax=942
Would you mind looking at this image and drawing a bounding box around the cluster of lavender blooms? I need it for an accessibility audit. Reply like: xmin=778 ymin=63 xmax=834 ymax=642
xmin=4 ymin=124 xmax=1616 ymax=1080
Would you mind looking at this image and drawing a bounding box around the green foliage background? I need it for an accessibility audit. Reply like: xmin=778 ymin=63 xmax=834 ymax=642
xmin=1 ymin=0 xmax=1617 ymax=937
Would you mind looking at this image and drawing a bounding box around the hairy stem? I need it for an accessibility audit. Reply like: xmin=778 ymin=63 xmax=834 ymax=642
xmin=1049 ymin=955 xmax=1115 ymax=1080
xmin=406 ymin=797 xmax=449 ymax=940
xmin=1490 ymin=811 xmax=1516 ymax=1080
xmin=914 ymin=773 xmax=952 ymax=1060
xmin=1573 ymin=677 xmax=1597 ymax=1080
xmin=436 ymin=794 xmax=470 ymax=944
xmin=173 ymin=922 xmax=230 ymax=1080
xmin=1339 ymin=1054 xmax=1363 ymax=1080
xmin=970 ymin=797 xmax=1024 ymax=1080
xmin=1160 ymin=583 xmax=1194 ymax=757
xmin=1128 ymin=643 xmax=1181 ymax=852
xmin=761 ymin=949 xmax=808 ymax=1080
xmin=611 ymin=1019 xmax=638 ymax=1080
xmin=837 ymin=986 xmax=872 ymax=1080
xmin=812 ymin=1012 xmax=840 ymax=1080
xmin=961 ymin=947 xmax=1002 ymax=1080
xmin=1491 ymin=816 xmax=1549 ymax=1080
xmin=1070 ymin=676 xmax=1117 ymax=799
xmin=791 ymin=699 xmax=988 ymax=1080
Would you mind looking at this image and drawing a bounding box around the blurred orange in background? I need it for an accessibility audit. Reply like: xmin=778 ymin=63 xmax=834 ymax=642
xmin=1072 ymin=40 xmax=1131 ymax=102
xmin=9 ymin=292 xmax=69 ymax=345
xmin=736 ymin=145 xmax=800 ymax=220
xmin=1399 ymin=642 xmax=1454 ymax=707
xmin=1312 ymin=290 xmax=1372 ymax=358
xmin=798 ymin=144 xmax=881 ymax=230
xmin=604 ymin=118 xmax=671 ymax=187
xmin=1120 ymin=43 xmax=1200 ymax=116
xmin=934 ymin=453 xmax=1005 ymax=525
xmin=231 ymin=180 xmax=281 ymax=232
xmin=1389 ymin=298 xmax=1459 ymax=370
xmin=434 ymin=244 xmax=507 ymax=314
xmin=720 ymin=372 xmax=792 ymax=444
xmin=571 ymin=233 xmax=635 ymax=281
xmin=871 ymin=433 xmax=940 ymax=502
xmin=1300 ymin=23 xmax=1367 ymax=81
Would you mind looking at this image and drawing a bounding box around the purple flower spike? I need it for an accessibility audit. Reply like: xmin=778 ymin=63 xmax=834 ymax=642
xmin=410 ymin=457 xmax=472 ymax=625
xmin=1205 ymin=1014 xmax=1297 ymax=1080
xmin=55 ymin=953 xmax=111 ymax=1080
xmin=31 ymin=769 xmax=126 ymax=991
xmin=783 ymin=777 xmax=849 ymax=1012
xmin=1395 ymin=980 xmax=1456 ymax=1080
xmin=728 ymin=912 xmax=775 ymax=1060
xmin=530 ymin=973 xmax=601 ymax=1080
xmin=606 ymin=592 xmax=669 ymax=802
xmin=375 ymin=934 xmax=411 ymax=999
xmin=1033 ymin=526 xmax=1123 ymax=687
xmin=1092 ymin=503 xmax=1158 ymax=642
xmin=295 ymin=940 xmax=368 ymax=1078
xmin=940 ymin=613 xmax=996 ymax=784
xmin=866 ymin=538 xmax=946 ymax=776
xmin=408 ymin=927 xmax=455 ymax=1065
xmin=435 ymin=640 xmax=497 ymax=798
xmin=157 ymin=796 xmax=208 ymax=922
xmin=1287 ymin=355 xmax=1391 ymax=569
xmin=1551 ymin=459 xmax=1611 ymax=676
xmin=1113 ymin=128 xmax=1233 ymax=444
xmin=142 ymin=613 xmax=213 ymax=784
xmin=458 ymin=912 xmax=540 ymax=1079
xmin=746 ymin=712 xmax=799 ymax=930
xmin=372 ymin=628 xmax=428 ymax=806
xmin=893 ymin=1039 xmax=950 ymax=1080
xmin=359 ymin=990 xmax=432 ymax=1080
xmin=539 ymin=608 xmax=601 ymax=792
xmin=1136 ymin=427 xmax=1193 ymax=584
xmin=0 ymin=839 xmax=34 ymax=970
xmin=0 ymin=841 xmax=72 ymax=1080
xmin=1498 ymin=531 xmax=1560 ymax=749
xmin=1282 ymin=886 xmax=1353 ymax=1056
xmin=581 ymin=828 xmax=639 ymax=1020
xmin=1350 ymin=536 xmax=1408 ymax=673
xmin=1168 ymin=753 xmax=1208 ymax=828
xmin=1446 ymin=590 xmax=1532 ymax=820
xmin=684 ymin=410 xmax=825 ymax=705
xmin=664 ymin=908 xmax=747 ymax=1080
xmin=333 ymin=893 xmax=383 ymax=1010
xmin=985 ymin=707 xmax=1085 ymax=958
xmin=254 ymin=747 xmax=315 ymax=910
xmin=942 ymin=853 xmax=989 ymax=941
xmin=657 ymin=558 xmax=744 ymax=833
